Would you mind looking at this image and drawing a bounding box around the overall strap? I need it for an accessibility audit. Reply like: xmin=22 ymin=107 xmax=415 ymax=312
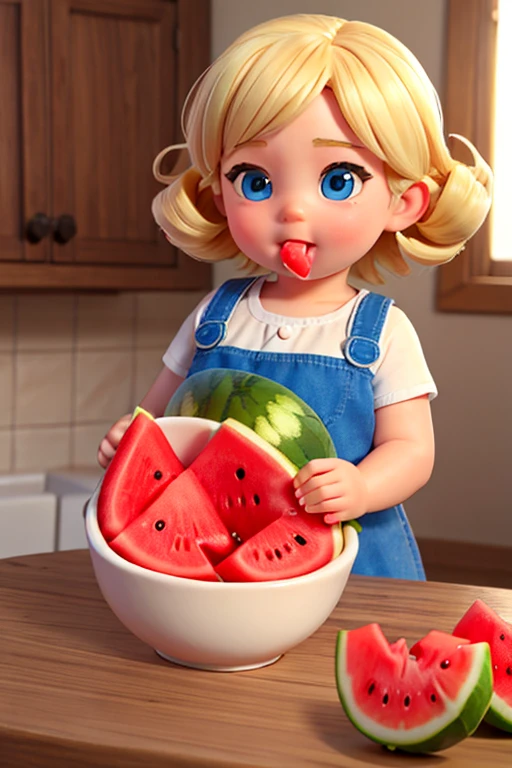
xmin=344 ymin=292 xmax=394 ymax=368
xmin=194 ymin=277 xmax=258 ymax=350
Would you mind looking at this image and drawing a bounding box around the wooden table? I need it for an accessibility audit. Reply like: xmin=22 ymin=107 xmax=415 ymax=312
xmin=1 ymin=551 xmax=512 ymax=768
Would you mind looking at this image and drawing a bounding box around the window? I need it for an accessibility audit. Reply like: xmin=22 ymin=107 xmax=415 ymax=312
xmin=437 ymin=0 xmax=512 ymax=313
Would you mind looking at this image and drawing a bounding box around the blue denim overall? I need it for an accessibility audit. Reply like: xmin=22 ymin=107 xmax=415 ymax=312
xmin=188 ymin=278 xmax=426 ymax=580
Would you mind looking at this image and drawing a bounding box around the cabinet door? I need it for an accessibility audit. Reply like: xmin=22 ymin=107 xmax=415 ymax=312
xmin=50 ymin=0 xmax=205 ymax=283
xmin=0 ymin=0 xmax=50 ymax=264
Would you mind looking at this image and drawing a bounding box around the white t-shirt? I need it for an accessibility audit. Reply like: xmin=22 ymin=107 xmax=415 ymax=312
xmin=163 ymin=278 xmax=437 ymax=409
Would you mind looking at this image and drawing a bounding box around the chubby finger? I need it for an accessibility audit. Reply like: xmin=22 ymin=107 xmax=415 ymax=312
xmin=97 ymin=447 xmax=111 ymax=469
xmin=295 ymin=469 xmax=341 ymax=500
xmin=302 ymin=495 xmax=349 ymax=515
xmin=109 ymin=416 xmax=132 ymax=444
xmin=324 ymin=511 xmax=349 ymax=525
xmin=99 ymin=437 xmax=115 ymax=460
xmin=298 ymin=482 xmax=345 ymax=511
xmin=293 ymin=458 xmax=340 ymax=488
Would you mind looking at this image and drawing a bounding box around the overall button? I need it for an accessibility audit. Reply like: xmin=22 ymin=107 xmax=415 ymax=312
xmin=277 ymin=326 xmax=292 ymax=340
xmin=194 ymin=321 xmax=227 ymax=349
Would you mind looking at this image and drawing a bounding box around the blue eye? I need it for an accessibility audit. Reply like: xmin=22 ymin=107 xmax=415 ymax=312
xmin=320 ymin=165 xmax=365 ymax=201
xmin=225 ymin=164 xmax=272 ymax=201
xmin=235 ymin=169 xmax=272 ymax=201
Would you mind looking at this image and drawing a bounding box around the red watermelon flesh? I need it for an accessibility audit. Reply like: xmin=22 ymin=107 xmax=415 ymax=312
xmin=187 ymin=418 xmax=341 ymax=582
xmin=336 ymin=623 xmax=493 ymax=753
xmin=453 ymin=599 xmax=512 ymax=732
xmin=109 ymin=469 xmax=236 ymax=580
xmin=215 ymin=511 xmax=341 ymax=582
xmin=97 ymin=413 xmax=185 ymax=541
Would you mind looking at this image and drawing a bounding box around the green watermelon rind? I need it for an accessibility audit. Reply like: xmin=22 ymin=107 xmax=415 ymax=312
xmin=484 ymin=692 xmax=512 ymax=733
xmin=165 ymin=369 xmax=336 ymax=468
xmin=452 ymin=599 xmax=512 ymax=733
xmin=335 ymin=630 xmax=493 ymax=753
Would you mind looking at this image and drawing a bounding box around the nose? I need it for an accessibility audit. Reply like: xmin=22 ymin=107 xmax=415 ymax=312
xmin=278 ymin=199 xmax=306 ymax=223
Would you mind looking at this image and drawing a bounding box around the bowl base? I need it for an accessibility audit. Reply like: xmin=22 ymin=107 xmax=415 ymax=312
xmin=155 ymin=649 xmax=282 ymax=672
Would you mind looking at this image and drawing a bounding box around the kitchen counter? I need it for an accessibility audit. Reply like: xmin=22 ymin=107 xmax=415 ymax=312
xmin=1 ymin=549 xmax=511 ymax=767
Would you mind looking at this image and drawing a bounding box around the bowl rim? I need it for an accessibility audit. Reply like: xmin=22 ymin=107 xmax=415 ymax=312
xmin=85 ymin=487 xmax=359 ymax=592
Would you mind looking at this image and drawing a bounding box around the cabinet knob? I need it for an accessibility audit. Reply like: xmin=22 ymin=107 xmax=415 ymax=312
xmin=54 ymin=214 xmax=77 ymax=244
xmin=26 ymin=213 xmax=52 ymax=244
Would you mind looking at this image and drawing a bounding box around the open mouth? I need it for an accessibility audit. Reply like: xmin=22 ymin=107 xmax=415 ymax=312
xmin=279 ymin=241 xmax=315 ymax=279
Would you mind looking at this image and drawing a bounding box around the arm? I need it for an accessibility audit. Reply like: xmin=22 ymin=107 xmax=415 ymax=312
xmin=97 ymin=366 xmax=185 ymax=468
xmin=139 ymin=366 xmax=185 ymax=417
xmin=293 ymin=395 xmax=435 ymax=524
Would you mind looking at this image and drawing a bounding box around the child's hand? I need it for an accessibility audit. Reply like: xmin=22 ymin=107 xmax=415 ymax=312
xmin=293 ymin=458 xmax=369 ymax=524
xmin=97 ymin=413 xmax=132 ymax=469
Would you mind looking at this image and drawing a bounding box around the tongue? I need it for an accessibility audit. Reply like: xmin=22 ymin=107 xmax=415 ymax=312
xmin=280 ymin=241 xmax=313 ymax=279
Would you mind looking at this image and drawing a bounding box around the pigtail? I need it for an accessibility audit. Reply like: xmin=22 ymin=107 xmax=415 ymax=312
xmin=350 ymin=138 xmax=492 ymax=283
xmin=385 ymin=137 xmax=492 ymax=272
xmin=400 ymin=136 xmax=493 ymax=266
xmin=152 ymin=146 xmax=240 ymax=264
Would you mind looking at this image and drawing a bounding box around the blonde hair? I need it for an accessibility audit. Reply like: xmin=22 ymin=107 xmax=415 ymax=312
xmin=152 ymin=14 xmax=492 ymax=283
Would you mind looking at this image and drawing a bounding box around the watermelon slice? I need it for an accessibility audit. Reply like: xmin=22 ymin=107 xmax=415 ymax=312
xmin=335 ymin=623 xmax=493 ymax=753
xmin=453 ymin=599 xmax=512 ymax=732
xmin=280 ymin=240 xmax=313 ymax=278
xmin=187 ymin=418 xmax=343 ymax=582
xmin=109 ymin=469 xmax=236 ymax=580
xmin=97 ymin=412 xmax=185 ymax=541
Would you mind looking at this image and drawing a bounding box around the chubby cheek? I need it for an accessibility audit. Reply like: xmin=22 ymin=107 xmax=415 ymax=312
xmin=225 ymin=202 xmax=267 ymax=254
xmin=318 ymin=199 xmax=390 ymax=257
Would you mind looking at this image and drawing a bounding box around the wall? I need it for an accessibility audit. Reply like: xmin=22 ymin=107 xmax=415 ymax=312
xmin=0 ymin=291 xmax=204 ymax=473
xmin=211 ymin=0 xmax=512 ymax=547
xmin=1 ymin=0 xmax=509 ymax=549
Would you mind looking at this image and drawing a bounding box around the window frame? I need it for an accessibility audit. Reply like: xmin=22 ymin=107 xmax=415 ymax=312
xmin=436 ymin=0 xmax=512 ymax=313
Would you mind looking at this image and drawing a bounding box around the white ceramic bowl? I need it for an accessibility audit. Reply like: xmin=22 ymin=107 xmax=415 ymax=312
xmin=85 ymin=417 xmax=359 ymax=672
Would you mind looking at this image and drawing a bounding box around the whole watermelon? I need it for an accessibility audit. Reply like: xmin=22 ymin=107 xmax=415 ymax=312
xmin=165 ymin=368 xmax=336 ymax=468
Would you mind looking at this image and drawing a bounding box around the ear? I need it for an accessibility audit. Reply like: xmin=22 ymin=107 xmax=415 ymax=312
xmin=385 ymin=181 xmax=430 ymax=232
xmin=213 ymin=192 xmax=226 ymax=217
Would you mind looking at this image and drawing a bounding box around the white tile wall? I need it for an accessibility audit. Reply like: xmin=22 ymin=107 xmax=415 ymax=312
xmin=1 ymin=290 xmax=207 ymax=472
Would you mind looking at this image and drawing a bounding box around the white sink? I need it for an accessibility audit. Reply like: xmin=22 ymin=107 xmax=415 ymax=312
xmin=0 ymin=473 xmax=47 ymax=497
xmin=0 ymin=469 xmax=101 ymax=559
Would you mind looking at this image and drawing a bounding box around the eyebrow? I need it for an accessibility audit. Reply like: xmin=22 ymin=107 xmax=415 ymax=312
xmin=233 ymin=139 xmax=267 ymax=150
xmin=313 ymin=138 xmax=365 ymax=149
xmin=232 ymin=138 xmax=365 ymax=151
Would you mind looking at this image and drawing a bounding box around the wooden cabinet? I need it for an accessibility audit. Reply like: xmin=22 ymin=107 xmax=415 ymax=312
xmin=0 ymin=0 xmax=211 ymax=290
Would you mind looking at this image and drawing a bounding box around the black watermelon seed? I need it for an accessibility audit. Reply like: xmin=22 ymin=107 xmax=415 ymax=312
xmin=500 ymin=634 xmax=506 ymax=641
xmin=368 ymin=683 xmax=375 ymax=695
xmin=274 ymin=549 xmax=282 ymax=559
xmin=382 ymin=693 xmax=389 ymax=705
xmin=294 ymin=534 xmax=307 ymax=546
xmin=154 ymin=470 xmax=162 ymax=480
xmin=235 ymin=468 xmax=246 ymax=480
xmin=155 ymin=520 xmax=165 ymax=531
xmin=440 ymin=659 xmax=451 ymax=669
xmin=404 ymin=696 xmax=411 ymax=708
xmin=431 ymin=694 xmax=437 ymax=703
xmin=253 ymin=494 xmax=260 ymax=505
xmin=506 ymin=667 xmax=512 ymax=675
